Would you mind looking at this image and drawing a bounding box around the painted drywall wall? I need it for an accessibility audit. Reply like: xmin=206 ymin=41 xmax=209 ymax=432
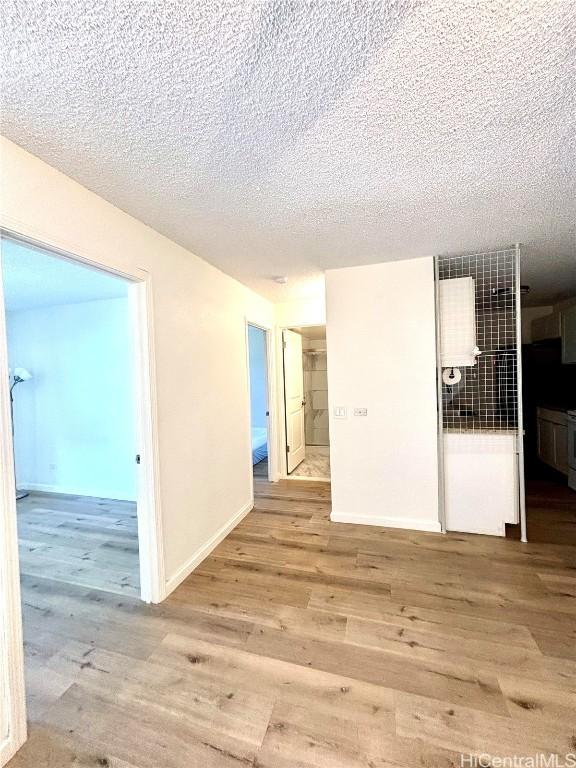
xmin=248 ymin=325 xmax=267 ymax=429
xmin=325 ymin=257 xmax=440 ymax=531
xmin=275 ymin=295 xmax=326 ymax=329
xmin=6 ymin=298 xmax=136 ymax=500
xmin=0 ymin=137 xmax=274 ymax=595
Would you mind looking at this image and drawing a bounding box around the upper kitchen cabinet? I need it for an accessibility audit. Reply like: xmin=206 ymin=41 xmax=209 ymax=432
xmin=562 ymin=305 xmax=576 ymax=364
xmin=532 ymin=311 xmax=561 ymax=342
xmin=439 ymin=277 xmax=477 ymax=367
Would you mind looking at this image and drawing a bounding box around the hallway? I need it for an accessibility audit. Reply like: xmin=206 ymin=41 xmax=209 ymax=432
xmin=9 ymin=479 xmax=576 ymax=767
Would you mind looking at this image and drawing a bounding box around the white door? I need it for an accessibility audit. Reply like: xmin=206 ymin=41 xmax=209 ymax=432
xmin=283 ymin=330 xmax=306 ymax=473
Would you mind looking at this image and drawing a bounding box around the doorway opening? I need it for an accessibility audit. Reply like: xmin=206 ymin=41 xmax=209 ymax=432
xmin=0 ymin=232 xmax=162 ymax=763
xmin=516 ymin=280 xmax=576 ymax=545
xmin=247 ymin=324 xmax=271 ymax=482
xmin=282 ymin=325 xmax=330 ymax=480
xmin=1 ymin=235 xmax=141 ymax=596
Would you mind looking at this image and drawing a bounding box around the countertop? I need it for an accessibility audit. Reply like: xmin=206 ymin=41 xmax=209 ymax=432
xmin=443 ymin=416 xmax=518 ymax=434
xmin=444 ymin=427 xmax=518 ymax=434
xmin=537 ymin=404 xmax=575 ymax=413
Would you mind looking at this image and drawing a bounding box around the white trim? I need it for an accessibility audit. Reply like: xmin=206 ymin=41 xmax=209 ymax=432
xmin=0 ymin=228 xmax=165 ymax=606
xmin=17 ymin=483 xmax=136 ymax=502
xmin=433 ymin=256 xmax=446 ymax=534
xmin=130 ymin=279 xmax=165 ymax=603
xmin=165 ymin=500 xmax=253 ymax=595
xmin=330 ymin=510 xmax=442 ymax=533
xmin=514 ymin=243 xmax=527 ymax=544
xmin=277 ymin=322 xmax=330 ymax=482
xmin=0 ymin=247 xmax=27 ymax=767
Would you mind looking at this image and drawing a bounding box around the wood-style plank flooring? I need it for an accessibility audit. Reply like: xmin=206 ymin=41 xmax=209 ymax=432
xmin=8 ymin=478 xmax=576 ymax=767
xmin=17 ymin=492 xmax=140 ymax=598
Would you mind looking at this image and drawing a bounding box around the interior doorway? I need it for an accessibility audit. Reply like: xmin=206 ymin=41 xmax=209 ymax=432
xmin=282 ymin=325 xmax=330 ymax=480
xmin=2 ymin=235 xmax=141 ymax=596
xmin=0 ymin=231 xmax=163 ymax=764
xmin=247 ymin=323 xmax=271 ymax=482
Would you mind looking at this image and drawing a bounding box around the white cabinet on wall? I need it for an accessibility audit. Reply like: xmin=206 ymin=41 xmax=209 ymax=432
xmin=532 ymin=311 xmax=561 ymax=342
xmin=562 ymin=305 xmax=576 ymax=364
xmin=439 ymin=277 xmax=477 ymax=367
xmin=537 ymin=408 xmax=568 ymax=475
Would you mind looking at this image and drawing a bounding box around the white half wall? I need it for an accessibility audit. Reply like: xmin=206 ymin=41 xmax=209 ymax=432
xmin=325 ymin=257 xmax=440 ymax=532
xmin=0 ymin=137 xmax=274 ymax=595
xmin=7 ymin=297 xmax=136 ymax=501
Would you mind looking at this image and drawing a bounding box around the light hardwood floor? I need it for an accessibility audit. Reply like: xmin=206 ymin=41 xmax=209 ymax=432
xmin=8 ymin=479 xmax=576 ymax=767
xmin=17 ymin=492 xmax=140 ymax=598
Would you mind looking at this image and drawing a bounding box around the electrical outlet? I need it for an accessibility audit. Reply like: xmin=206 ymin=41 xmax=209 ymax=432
xmin=354 ymin=408 xmax=368 ymax=416
xmin=334 ymin=406 xmax=347 ymax=419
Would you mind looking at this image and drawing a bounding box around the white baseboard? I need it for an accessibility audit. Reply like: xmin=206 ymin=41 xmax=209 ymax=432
xmin=330 ymin=510 xmax=442 ymax=533
xmin=18 ymin=482 xmax=136 ymax=503
xmin=164 ymin=499 xmax=254 ymax=598
xmin=1 ymin=733 xmax=23 ymax=768
xmin=282 ymin=474 xmax=331 ymax=482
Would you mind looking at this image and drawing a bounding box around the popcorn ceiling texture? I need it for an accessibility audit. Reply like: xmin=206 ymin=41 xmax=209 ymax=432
xmin=1 ymin=0 xmax=574 ymax=303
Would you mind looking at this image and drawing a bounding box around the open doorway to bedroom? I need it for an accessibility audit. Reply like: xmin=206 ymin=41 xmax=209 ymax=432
xmin=247 ymin=324 xmax=270 ymax=481
xmin=1 ymin=235 xmax=141 ymax=598
xmin=283 ymin=325 xmax=330 ymax=480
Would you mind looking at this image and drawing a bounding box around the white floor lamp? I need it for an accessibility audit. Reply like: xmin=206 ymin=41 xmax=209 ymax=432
xmin=10 ymin=366 xmax=32 ymax=501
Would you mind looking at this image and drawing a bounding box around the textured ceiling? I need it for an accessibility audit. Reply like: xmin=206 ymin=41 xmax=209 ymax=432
xmin=1 ymin=238 xmax=127 ymax=311
xmin=1 ymin=1 xmax=574 ymax=305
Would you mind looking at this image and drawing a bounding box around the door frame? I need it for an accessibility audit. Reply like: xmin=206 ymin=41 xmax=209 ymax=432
xmin=0 ymin=226 xmax=166 ymax=762
xmin=245 ymin=319 xmax=276 ymax=486
xmin=277 ymin=323 xmax=328 ymax=481
xmin=0 ymin=228 xmax=165 ymax=605
xmin=0 ymin=245 xmax=27 ymax=765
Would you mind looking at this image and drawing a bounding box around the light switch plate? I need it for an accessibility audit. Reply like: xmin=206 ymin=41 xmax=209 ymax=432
xmin=354 ymin=408 xmax=368 ymax=416
xmin=334 ymin=406 xmax=347 ymax=419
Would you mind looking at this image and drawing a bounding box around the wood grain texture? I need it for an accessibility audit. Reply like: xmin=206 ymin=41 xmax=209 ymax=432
xmin=17 ymin=492 xmax=140 ymax=597
xmin=8 ymin=478 xmax=576 ymax=767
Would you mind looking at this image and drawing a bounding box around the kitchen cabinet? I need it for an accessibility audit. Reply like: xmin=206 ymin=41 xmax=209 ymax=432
xmin=444 ymin=433 xmax=518 ymax=536
xmin=537 ymin=418 xmax=555 ymax=467
xmin=439 ymin=277 xmax=477 ymax=367
xmin=562 ymin=305 xmax=576 ymax=364
xmin=537 ymin=407 xmax=568 ymax=475
xmin=532 ymin=311 xmax=561 ymax=342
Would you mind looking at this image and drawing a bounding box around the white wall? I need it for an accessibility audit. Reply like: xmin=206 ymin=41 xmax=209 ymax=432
xmin=326 ymin=258 xmax=440 ymax=532
xmin=275 ymin=295 xmax=326 ymax=328
xmin=0 ymin=137 xmax=274 ymax=594
xmin=7 ymin=297 xmax=136 ymax=500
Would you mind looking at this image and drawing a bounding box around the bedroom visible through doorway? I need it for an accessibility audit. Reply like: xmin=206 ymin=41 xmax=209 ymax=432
xmin=1 ymin=235 xmax=141 ymax=598
xmin=248 ymin=324 xmax=270 ymax=480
